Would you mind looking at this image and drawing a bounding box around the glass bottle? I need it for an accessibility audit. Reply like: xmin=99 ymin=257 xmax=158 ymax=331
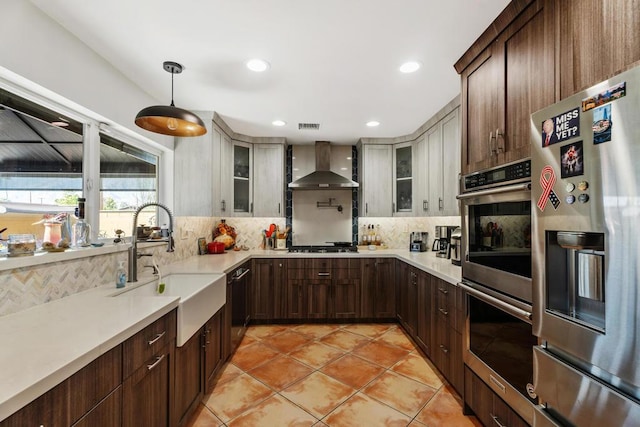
xmin=116 ymin=260 xmax=126 ymax=288
xmin=73 ymin=197 xmax=91 ymax=247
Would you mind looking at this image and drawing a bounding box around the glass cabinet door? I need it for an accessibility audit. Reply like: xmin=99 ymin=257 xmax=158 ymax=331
xmin=394 ymin=145 xmax=413 ymax=213
xmin=233 ymin=144 xmax=251 ymax=213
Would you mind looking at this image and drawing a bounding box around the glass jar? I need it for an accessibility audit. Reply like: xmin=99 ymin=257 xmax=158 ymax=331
xmin=8 ymin=234 xmax=36 ymax=257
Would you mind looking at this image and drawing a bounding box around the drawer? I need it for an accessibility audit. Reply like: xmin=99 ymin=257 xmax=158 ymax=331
xmin=287 ymin=259 xmax=310 ymax=269
xmin=69 ymin=345 xmax=122 ymax=424
xmin=332 ymin=258 xmax=361 ymax=270
xmin=123 ymin=310 xmax=176 ymax=378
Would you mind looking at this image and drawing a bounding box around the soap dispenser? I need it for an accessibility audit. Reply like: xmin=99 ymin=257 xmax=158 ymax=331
xmin=116 ymin=261 xmax=126 ymax=288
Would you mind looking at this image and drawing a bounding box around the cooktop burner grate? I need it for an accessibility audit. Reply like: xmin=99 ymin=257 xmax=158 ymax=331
xmin=288 ymin=245 xmax=358 ymax=253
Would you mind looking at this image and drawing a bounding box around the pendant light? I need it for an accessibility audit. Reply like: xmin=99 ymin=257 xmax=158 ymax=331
xmin=135 ymin=61 xmax=207 ymax=137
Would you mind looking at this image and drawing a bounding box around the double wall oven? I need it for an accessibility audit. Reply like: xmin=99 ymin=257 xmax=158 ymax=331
xmin=458 ymin=159 xmax=537 ymax=425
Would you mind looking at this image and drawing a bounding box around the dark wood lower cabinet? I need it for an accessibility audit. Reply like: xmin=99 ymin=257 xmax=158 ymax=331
xmin=333 ymin=277 xmax=360 ymax=318
xmin=361 ymin=258 xmax=395 ymax=318
xmin=72 ymin=387 xmax=122 ymax=427
xmin=174 ymin=330 xmax=203 ymax=427
xmin=204 ymin=310 xmax=223 ymax=388
xmin=122 ymin=342 xmax=174 ymax=427
xmin=306 ymin=279 xmax=331 ymax=319
xmin=0 ymin=380 xmax=69 ymax=427
xmin=465 ymin=367 xmax=529 ymax=427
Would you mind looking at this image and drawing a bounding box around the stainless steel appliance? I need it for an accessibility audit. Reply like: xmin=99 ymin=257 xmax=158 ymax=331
xmin=229 ymin=263 xmax=251 ymax=353
xmin=458 ymin=160 xmax=535 ymax=424
xmin=531 ymin=66 xmax=640 ymax=426
xmin=450 ymin=227 xmax=462 ymax=266
xmin=432 ymin=225 xmax=457 ymax=258
xmin=410 ymin=231 xmax=428 ymax=252
xmin=458 ymin=159 xmax=532 ymax=302
xmin=288 ymin=245 xmax=358 ymax=253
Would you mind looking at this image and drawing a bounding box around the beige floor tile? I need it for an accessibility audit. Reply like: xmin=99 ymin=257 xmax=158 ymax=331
xmin=246 ymin=324 xmax=289 ymax=339
xmin=204 ymin=373 xmax=273 ymax=422
xmin=265 ymin=330 xmax=313 ymax=353
xmin=293 ymin=323 xmax=342 ymax=339
xmin=376 ymin=327 xmax=416 ymax=351
xmin=281 ymin=371 xmax=355 ymax=419
xmin=237 ymin=333 xmax=258 ymax=348
xmin=362 ymin=370 xmax=437 ymax=417
xmin=289 ymin=341 xmax=346 ymax=369
xmin=227 ymin=394 xmax=318 ymax=427
xmin=209 ymin=362 xmax=244 ymax=387
xmin=248 ymin=354 xmax=314 ymax=391
xmin=323 ymin=392 xmax=413 ymax=427
xmin=352 ymin=340 xmax=410 ymax=368
xmin=184 ymin=403 xmax=224 ymax=427
xmin=341 ymin=323 xmax=395 ymax=339
xmin=319 ymin=329 xmax=371 ymax=352
xmin=391 ymin=352 xmax=444 ymax=389
xmin=414 ymin=385 xmax=482 ymax=427
xmin=230 ymin=341 xmax=281 ymax=371
xmin=320 ymin=354 xmax=385 ymax=390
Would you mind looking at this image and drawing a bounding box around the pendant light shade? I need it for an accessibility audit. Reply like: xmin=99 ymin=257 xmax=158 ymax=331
xmin=135 ymin=61 xmax=207 ymax=137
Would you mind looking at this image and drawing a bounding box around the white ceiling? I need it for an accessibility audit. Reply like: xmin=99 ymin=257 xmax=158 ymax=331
xmin=30 ymin=0 xmax=509 ymax=144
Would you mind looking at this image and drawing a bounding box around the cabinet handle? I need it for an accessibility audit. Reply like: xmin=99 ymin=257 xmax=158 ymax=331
xmin=250 ymin=202 xmax=253 ymax=213
xmin=278 ymin=202 xmax=281 ymax=214
xmin=495 ymin=128 xmax=504 ymax=153
xmin=439 ymin=308 xmax=449 ymax=316
xmin=392 ymin=202 xmax=396 ymax=213
xmin=438 ymin=288 xmax=448 ymax=295
xmin=489 ymin=131 xmax=497 ymax=155
xmin=148 ymin=331 xmax=166 ymax=346
xmin=147 ymin=354 xmax=165 ymax=371
xmin=317 ymin=272 xmax=330 ymax=276
xmin=423 ymin=200 xmax=428 ymax=211
xmin=221 ymin=200 xmax=226 ymax=212
xmin=439 ymin=344 xmax=449 ymax=354
xmin=490 ymin=414 xmax=507 ymax=427
xmin=439 ymin=197 xmax=443 ymax=210
xmin=365 ymin=203 xmax=368 ymax=214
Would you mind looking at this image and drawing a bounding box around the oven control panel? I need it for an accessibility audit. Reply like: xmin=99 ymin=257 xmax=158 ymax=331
xmin=463 ymin=159 xmax=531 ymax=191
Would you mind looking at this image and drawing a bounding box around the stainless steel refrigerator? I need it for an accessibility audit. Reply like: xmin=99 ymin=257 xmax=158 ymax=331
xmin=531 ymin=65 xmax=640 ymax=426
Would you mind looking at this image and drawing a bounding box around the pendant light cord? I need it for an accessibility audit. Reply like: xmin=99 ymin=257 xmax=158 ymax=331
xmin=170 ymin=70 xmax=175 ymax=107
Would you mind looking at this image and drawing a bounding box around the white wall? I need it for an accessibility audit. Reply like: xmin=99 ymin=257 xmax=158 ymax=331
xmin=0 ymin=0 xmax=173 ymax=149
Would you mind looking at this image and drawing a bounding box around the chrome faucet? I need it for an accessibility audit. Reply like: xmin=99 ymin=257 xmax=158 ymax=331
xmin=128 ymin=202 xmax=174 ymax=282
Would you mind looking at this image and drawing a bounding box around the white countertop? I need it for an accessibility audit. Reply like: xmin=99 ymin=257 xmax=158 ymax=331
xmin=0 ymin=248 xmax=459 ymax=421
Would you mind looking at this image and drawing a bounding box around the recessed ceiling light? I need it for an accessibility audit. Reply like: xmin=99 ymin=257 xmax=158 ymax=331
xmin=366 ymin=121 xmax=380 ymax=127
xmin=246 ymin=59 xmax=270 ymax=72
xmin=399 ymin=61 xmax=421 ymax=73
xmin=51 ymin=121 xmax=69 ymax=127
xmin=272 ymin=120 xmax=286 ymax=126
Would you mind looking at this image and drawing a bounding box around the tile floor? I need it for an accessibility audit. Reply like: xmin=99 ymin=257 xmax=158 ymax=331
xmin=185 ymin=323 xmax=482 ymax=427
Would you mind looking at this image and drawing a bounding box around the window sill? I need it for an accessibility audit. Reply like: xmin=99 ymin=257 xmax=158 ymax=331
xmin=0 ymin=244 xmax=130 ymax=273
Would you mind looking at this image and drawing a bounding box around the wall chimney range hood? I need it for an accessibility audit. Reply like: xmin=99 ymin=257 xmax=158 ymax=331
xmin=288 ymin=141 xmax=359 ymax=190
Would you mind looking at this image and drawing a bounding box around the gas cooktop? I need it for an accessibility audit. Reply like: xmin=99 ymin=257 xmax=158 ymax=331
xmin=288 ymin=245 xmax=358 ymax=253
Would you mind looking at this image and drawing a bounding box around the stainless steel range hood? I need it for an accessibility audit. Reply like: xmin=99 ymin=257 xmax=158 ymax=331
xmin=288 ymin=141 xmax=359 ymax=189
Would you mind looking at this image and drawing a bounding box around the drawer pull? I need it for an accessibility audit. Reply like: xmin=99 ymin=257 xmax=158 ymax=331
xmin=490 ymin=414 xmax=507 ymax=427
xmin=438 ymin=287 xmax=448 ymax=295
xmin=439 ymin=308 xmax=449 ymax=315
xmin=317 ymin=272 xmax=330 ymax=276
xmin=439 ymin=344 xmax=449 ymax=354
xmin=148 ymin=331 xmax=166 ymax=346
xmin=147 ymin=354 xmax=165 ymax=371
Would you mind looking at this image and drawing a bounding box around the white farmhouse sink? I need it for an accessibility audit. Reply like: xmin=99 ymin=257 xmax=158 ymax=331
xmin=113 ymin=273 xmax=226 ymax=346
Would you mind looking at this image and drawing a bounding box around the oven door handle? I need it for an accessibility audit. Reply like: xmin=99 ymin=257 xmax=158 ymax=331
xmin=456 ymin=182 xmax=531 ymax=200
xmin=459 ymin=282 xmax=532 ymax=323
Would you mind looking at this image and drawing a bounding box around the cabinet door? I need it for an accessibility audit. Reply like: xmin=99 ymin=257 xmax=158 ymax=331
xmin=219 ymin=133 xmax=233 ymax=215
xmin=414 ymin=134 xmax=429 ymax=215
xmin=441 ymin=108 xmax=461 ymax=216
xmin=374 ymin=258 xmax=396 ymax=318
xmin=360 ymin=259 xmax=376 ymax=318
xmin=0 ymin=381 xmax=69 ymax=427
xmin=174 ymin=331 xmax=203 ymax=427
xmin=286 ymin=279 xmax=305 ymax=319
xmin=558 ymin=0 xmax=640 ymax=99
xmin=333 ymin=278 xmax=360 ymax=319
xmin=461 ymin=44 xmax=502 ymax=174
xmin=427 ymin=124 xmax=443 ymax=215
xmin=396 ymin=261 xmax=410 ymax=326
xmin=393 ymin=143 xmax=414 ymax=215
xmin=72 ymin=387 xmax=121 ymax=427
xmin=204 ymin=310 xmax=223 ymax=388
xmin=499 ymin=0 xmax=555 ymax=166
xmin=221 ymin=281 xmax=232 ymax=361
xmin=253 ymin=144 xmax=284 ymax=217
xmin=123 ymin=343 xmax=174 ymax=427
xmin=232 ymin=141 xmax=252 ymax=216
xmin=464 ymin=367 xmax=495 ymax=427
xmin=416 ymin=271 xmax=433 ymax=356
xmin=307 ymin=280 xmax=331 ymax=319
xmin=252 ymin=259 xmax=275 ymax=320
xmin=361 ymin=145 xmax=393 ymax=217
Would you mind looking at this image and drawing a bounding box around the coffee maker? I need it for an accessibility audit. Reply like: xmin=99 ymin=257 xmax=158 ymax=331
xmin=432 ymin=225 xmax=457 ymax=258
xmin=409 ymin=231 xmax=428 ymax=252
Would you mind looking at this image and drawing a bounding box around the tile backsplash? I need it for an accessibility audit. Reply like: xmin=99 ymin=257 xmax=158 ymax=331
xmin=0 ymin=215 xmax=460 ymax=317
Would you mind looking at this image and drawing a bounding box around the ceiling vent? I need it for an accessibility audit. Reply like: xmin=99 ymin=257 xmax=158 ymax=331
xmin=298 ymin=122 xmax=320 ymax=130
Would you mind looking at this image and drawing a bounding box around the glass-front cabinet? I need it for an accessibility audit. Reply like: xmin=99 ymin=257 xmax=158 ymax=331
xmin=232 ymin=142 xmax=252 ymax=215
xmin=393 ymin=143 xmax=414 ymax=216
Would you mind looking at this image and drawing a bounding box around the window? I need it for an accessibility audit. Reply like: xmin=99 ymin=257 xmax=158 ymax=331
xmin=0 ymin=89 xmax=84 ymax=239
xmin=99 ymin=134 xmax=158 ymax=239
